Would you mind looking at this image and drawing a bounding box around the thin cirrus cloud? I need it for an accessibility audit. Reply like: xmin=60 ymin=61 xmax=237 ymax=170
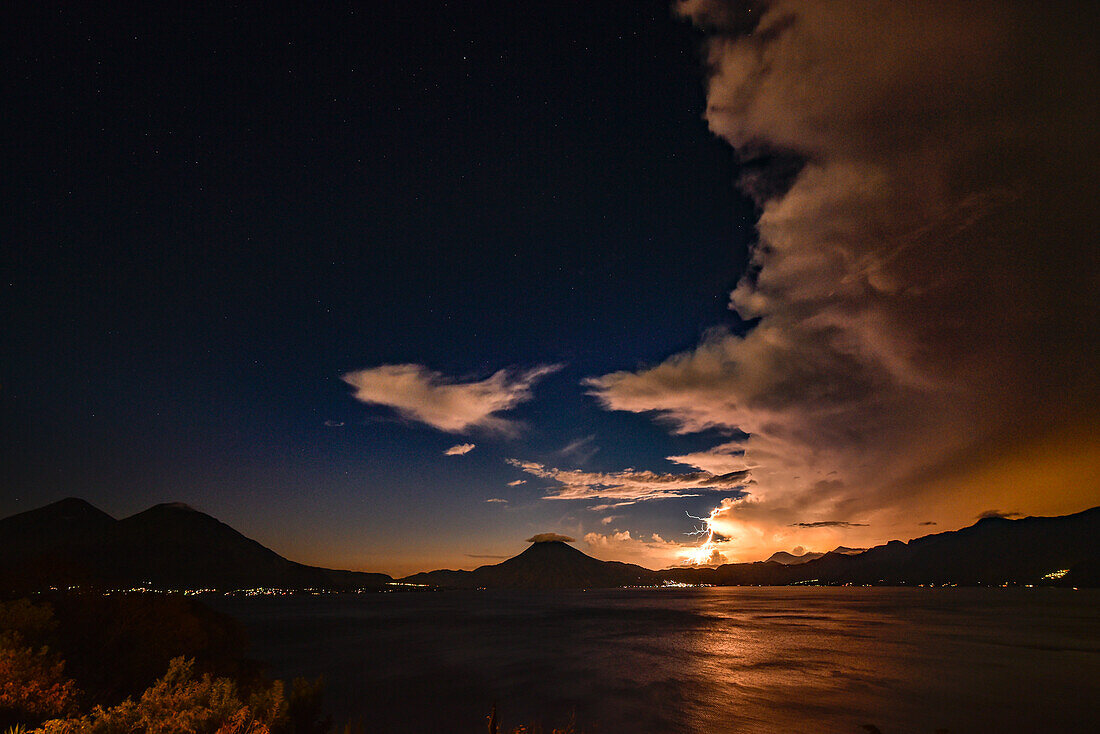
xmin=559 ymin=434 xmax=599 ymax=464
xmin=443 ymin=443 xmax=476 ymax=456
xmin=506 ymin=459 xmax=750 ymax=503
xmin=579 ymin=0 xmax=1099 ymax=560
xmin=341 ymin=363 xmax=562 ymax=435
xmin=791 ymin=521 xmax=868 ymax=529
xmin=506 ymin=479 xmax=527 ymax=487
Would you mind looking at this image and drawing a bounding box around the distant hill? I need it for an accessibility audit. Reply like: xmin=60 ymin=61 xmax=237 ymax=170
xmin=664 ymin=507 xmax=1100 ymax=587
xmin=6 ymin=500 xmax=1097 ymax=592
xmin=762 ymin=546 xmax=861 ymax=565
xmin=0 ymin=498 xmax=392 ymax=592
xmin=402 ymin=538 xmax=658 ymax=589
xmin=765 ymin=550 xmax=824 ymax=565
xmin=409 ymin=508 xmax=1099 ymax=590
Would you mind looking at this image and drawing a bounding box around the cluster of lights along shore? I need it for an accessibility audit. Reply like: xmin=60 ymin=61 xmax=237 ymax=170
xmin=37 ymin=570 xmax=1081 ymax=597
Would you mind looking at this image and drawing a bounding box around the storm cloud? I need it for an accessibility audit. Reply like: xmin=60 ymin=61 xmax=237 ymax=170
xmin=586 ymin=0 xmax=1099 ymax=557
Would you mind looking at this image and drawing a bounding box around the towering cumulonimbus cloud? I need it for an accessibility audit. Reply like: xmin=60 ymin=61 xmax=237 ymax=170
xmin=586 ymin=0 xmax=1099 ymax=557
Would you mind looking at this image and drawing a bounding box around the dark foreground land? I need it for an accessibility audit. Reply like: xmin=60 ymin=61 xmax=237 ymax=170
xmin=0 ymin=593 xmax=331 ymax=733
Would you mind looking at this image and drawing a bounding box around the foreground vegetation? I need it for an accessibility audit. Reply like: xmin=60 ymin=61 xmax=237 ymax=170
xmin=0 ymin=596 xmax=327 ymax=733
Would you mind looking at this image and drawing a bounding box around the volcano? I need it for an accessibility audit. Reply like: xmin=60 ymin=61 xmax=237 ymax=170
xmin=402 ymin=537 xmax=659 ymax=589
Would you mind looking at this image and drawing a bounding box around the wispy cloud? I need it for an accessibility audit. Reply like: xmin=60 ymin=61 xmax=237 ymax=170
xmin=323 ymin=420 xmax=345 ymax=427
xmin=506 ymin=458 xmax=749 ymax=502
xmin=443 ymin=443 xmax=476 ymax=456
xmin=976 ymin=510 xmax=1023 ymax=520
xmin=506 ymin=479 xmax=527 ymax=487
xmin=666 ymin=440 xmax=748 ymax=475
xmin=559 ymin=434 xmax=599 ymax=464
xmin=590 ymin=502 xmax=636 ymax=511
xmin=485 ymin=498 xmax=508 ymax=504
xmin=791 ymin=521 xmax=868 ymax=529
xmin=342 ymin=363 xmax=562 ymax=435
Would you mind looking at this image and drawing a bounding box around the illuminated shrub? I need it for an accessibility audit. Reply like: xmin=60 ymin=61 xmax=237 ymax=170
xmin=0 ymin=601 xmax=79 ymax=729
xmin=33 ymin=657 xmax=280 ymax=734
xmin=0 ymin=644 xmax=80 ymax=728
xmin=0 ymin=599 xmax=327 ymax=734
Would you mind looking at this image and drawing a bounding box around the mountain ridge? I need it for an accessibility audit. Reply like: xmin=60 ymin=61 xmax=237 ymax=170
xmin=3 ymin=499 xmax=1098 ymax=591
xmin=765 ymin=550 xmax=824 ymax=565
xmin=663 ymin=506 xmax=1100 ymax=588
xmin=407 ymin=507 xmax=1099 ymax=589
xmin=0 ymin=498 xmax=392 ymax=592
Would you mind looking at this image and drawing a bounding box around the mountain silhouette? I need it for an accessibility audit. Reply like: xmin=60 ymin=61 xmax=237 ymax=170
xmin=0 ymin=498 xmax=391 ymax=592
xmin=665 ymin=507 xmax=1100 ymax=587
xmin=406 ymin=508 xmax=1099 ymax=589
xmin=765 ymin=550 xmax=824 ymax=565
xmin=2 ymin=497 xmax=115 ymax=560
xmin=4 ymin=499 xmax=1097 ymax=591
xmin=402 ymin=538 xmax=659 ymax=589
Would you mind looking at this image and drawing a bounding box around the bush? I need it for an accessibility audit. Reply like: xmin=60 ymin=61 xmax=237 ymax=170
xmin=33 ymin=657 xmax=278 ymax=734
xmin=47 ymin=594 xmax=250 ymax=704
xmin=0 ymin=601 xmax=79 ymax=730
xmin=0 ymin=599 xmax=329 ymax=734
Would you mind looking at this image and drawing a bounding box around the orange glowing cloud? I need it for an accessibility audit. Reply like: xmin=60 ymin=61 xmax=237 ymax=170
xmin=582 ymin=0 xmax=1099 ymax=561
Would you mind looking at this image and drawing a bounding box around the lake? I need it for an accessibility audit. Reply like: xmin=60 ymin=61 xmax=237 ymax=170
xmin=211 ymin=587 xmax=1099 ymax=733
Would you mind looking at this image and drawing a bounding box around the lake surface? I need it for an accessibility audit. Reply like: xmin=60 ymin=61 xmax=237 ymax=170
xmin=211 ymin=588 xmax=1099 ymax=733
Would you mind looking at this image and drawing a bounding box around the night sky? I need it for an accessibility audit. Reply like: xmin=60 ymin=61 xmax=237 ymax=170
xmin=4 ymin=1 xmax=1098 ymax=575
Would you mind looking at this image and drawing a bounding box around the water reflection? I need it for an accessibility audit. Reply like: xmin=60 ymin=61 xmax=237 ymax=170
xmin=212 ymin=588 xmax=1099 ymax=733
xmin=679 ymin=590 xmax=910 ymax=733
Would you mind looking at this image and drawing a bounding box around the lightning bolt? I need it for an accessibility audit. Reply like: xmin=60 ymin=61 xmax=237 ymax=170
xmin=681 ymin=507 xmax=724 ymax=566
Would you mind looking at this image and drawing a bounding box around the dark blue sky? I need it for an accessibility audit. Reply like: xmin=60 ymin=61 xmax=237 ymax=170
xmin=2 ymin=1 xmax=757 ymax=573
